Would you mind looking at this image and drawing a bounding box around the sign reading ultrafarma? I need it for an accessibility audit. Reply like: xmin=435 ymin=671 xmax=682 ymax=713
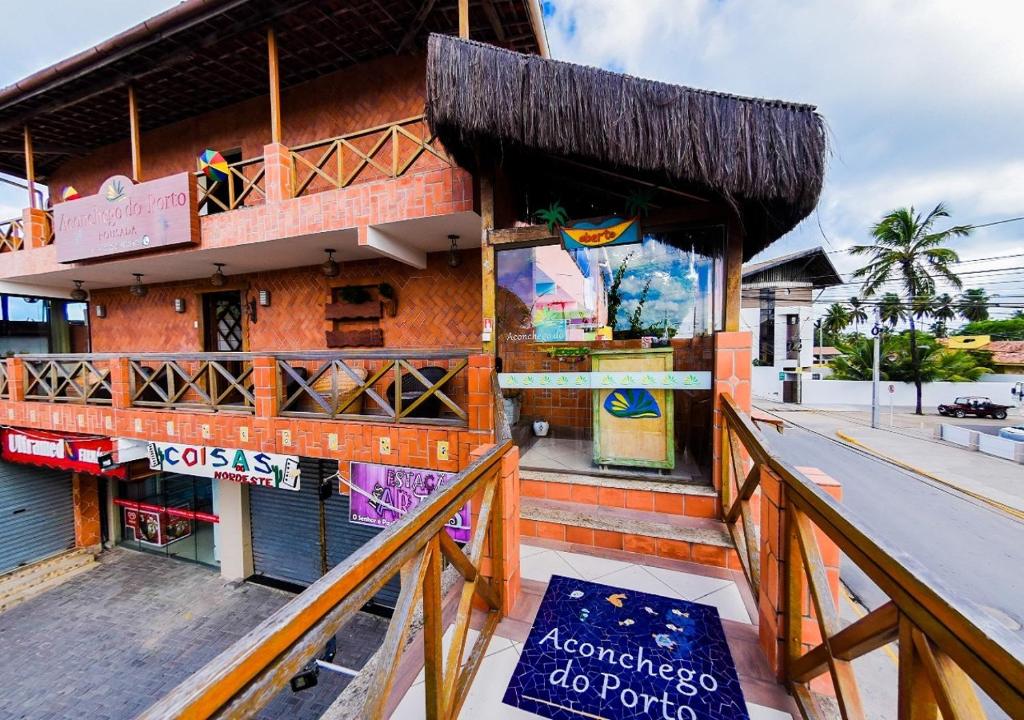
xmin=54 ymin=172 xmax=199 ymax=262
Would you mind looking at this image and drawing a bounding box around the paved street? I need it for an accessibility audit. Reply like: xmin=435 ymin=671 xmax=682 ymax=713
xmin=756 ymin=410 xmax=1024 ymax=651
xmin=0 ymin=549 xmax=387 ymax=720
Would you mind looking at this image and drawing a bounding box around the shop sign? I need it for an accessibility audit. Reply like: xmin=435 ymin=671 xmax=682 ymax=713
xmin=54 ymin=172 xmax=199 ymax=263
xmin=498 ymin=371 xmax=711 ymax=390
xmin=347 ymin=461 xmax=470 ymax=542
xmin=503 ymin=575 xmax=749 ymax=720
xmin=559 ymin=216 xmax=641 ymax=250
xmin=114 ymin=499 xmax=205 ymax=547
xmin=1 ymin=427 xmax=125 ymax=478
xmin=147 ymin=441 xmax=301 ymax=491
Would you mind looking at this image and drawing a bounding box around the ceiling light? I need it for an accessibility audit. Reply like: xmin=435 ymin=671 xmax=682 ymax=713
xmin=130 ymin=273 xmax=148 ymax=298
xmin=448 ymin=234 xmax=461 ymax=268
xmin=70 ymin=280 xmax=88 ymax=302
xmin=211 ymin=263 xmax=227 ymax=287
xmin=321 ymin=249 xmax=339 ymax=278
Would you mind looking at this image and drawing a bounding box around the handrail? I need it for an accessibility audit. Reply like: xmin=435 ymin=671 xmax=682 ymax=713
xmin=718 ymin=394 xmax=1024 ymax=718
xmin=15 ymin=349 xmax=475 ymax=361
xmin=0 ymin=216 xmax=25 ymax=252
xmin=194 ymin=154 xmax=266 ymax=213
xmin=138 ymin=439 xmax=514 ymax=720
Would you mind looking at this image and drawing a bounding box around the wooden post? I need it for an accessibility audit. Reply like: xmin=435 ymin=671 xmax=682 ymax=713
xmin=480 ymin=171 xmax=496 ymax=355
xmin=267 ymin=27 xmax=282 ymax=144
xmin=458 ymin=0 xmax=469 ymax=38
xmin=128 ymin=85 xmax=142 ymax=182
xmin=724 ymin=218 xmax=744 ymax=332
xmin=23 ymin=126 xmax=35 ymax=209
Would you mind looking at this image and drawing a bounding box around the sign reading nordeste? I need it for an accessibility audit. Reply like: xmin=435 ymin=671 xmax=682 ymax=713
xmin=147 ymin=441 xmax=301 ymax=491
xmin=54 ymin=172 xmax=199 ymax=262
xmin=503 ymin=575 xmax=749 ymax=720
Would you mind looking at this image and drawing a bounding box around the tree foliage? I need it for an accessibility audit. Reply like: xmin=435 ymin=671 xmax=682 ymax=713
xmin=829 ymin=332 xmax=992 ymax=382
xmin=957 ymin=317 xmax=1024 ymax=340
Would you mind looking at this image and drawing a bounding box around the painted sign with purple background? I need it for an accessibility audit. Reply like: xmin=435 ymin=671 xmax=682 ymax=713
xmin=347 ymin=461 xmax=471 ymax=542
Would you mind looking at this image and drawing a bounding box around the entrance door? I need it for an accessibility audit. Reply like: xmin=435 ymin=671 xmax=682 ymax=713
xmin=202 ymin=291 xmax=244 ymax=352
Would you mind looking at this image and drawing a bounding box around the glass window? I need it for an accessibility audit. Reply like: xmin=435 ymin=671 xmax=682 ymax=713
xmin=65 ymin=302 xmax=87 ymax=322
xmin=5 ymin=296 xmax=48 ymax=322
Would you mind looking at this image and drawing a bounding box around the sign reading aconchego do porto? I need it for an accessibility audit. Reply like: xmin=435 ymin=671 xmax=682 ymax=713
xmin=54 ymin=173 xmax=199 ymax=262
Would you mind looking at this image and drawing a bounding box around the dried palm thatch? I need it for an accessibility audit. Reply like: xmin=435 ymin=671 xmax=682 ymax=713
xmin=425 ymin=33 xmax=828 ymax=254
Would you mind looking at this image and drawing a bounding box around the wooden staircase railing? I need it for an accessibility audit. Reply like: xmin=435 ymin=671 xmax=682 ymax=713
xmin=718 ymin=394 xmax=1024 ymax=719
xmin=137 ymin=439 xmax=515 ymax=720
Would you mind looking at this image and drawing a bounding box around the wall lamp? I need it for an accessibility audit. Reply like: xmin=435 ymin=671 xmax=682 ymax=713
xmin=129 ymin=273 xmax=148 ymax=298
xmin=258 ymin=289 xmax=271 ymax=307
xmin=173 ymin=298 xmax=186 ymax=313
xmin=95 ymin=304 xmax=107 ymax=318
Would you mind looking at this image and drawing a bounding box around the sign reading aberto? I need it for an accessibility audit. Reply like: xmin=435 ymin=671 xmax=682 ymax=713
xmin=503 ymin=575 xmax=748 ymax=720
xmin=54 ymin=172 xmax=198 ymax=263
xmin=147 ymin=441 xmax=300 ymax=491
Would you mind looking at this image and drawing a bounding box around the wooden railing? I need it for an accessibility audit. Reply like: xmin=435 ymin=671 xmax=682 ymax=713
xmin=0 ymin=216 xmax=25 ymax=252
xmin=129 ymin=355 xmax=255 ymax=413
xmin=718 ymin=394 xmax=1024 ymax=719
xmin=277 ymin=350 xmax=469 ymax=426
xmin=138 ymin=438 xmax=515 ymax=720
xmin=23 ymin=356 xmax=113 ymax=405
xmin=195 ymin=156 xmax=266 ymax=213
xmin=42 ymin=209 xmax=54 ymax=244
xmin=290 ymin=115 xmax=449 ymax=198
xmin=0 ymin=360 xmax=8 ymax=399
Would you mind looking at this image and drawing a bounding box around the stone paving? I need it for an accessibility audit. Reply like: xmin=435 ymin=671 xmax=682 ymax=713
xmin=0 ymin=548 xmax=388 ymax=720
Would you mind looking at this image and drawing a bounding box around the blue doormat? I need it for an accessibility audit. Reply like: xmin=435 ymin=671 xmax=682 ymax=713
xmin=503 ymin=575 xmax=749 ymax=719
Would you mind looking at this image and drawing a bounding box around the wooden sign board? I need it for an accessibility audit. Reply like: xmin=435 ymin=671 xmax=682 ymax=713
xmin=54 ymin=172 xmax=199 ymax=263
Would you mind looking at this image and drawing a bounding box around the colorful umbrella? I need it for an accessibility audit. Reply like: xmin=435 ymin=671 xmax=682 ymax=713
xmin=61 ymin=185 xmax=81 ymax=201
xmin=197 ymin=149 xmax=229 ymax=183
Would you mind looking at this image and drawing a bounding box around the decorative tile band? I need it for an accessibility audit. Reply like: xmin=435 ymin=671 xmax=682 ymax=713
xmin=498 ymin=371 xmax=711 ymax=390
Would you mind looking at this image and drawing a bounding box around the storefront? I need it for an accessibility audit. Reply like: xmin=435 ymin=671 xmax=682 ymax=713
xmin=0 ymin=427 xmax=122 ymax=573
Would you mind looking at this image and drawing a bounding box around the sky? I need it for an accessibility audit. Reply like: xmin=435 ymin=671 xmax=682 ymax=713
xmin=1 ymin=0 xmax=1022 ymax=318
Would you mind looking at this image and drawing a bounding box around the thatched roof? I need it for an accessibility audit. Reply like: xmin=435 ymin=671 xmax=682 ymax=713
xmin=425 ymin=34 xmax=827 ymax=257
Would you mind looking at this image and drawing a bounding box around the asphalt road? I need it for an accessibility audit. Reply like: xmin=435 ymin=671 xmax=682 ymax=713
xmin=762 ymin=423 xmax=1024 ymax=648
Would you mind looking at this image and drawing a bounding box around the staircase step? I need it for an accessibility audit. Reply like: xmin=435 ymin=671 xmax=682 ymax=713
xmin=520 ymin=469 xmax=719 ymax=519
xmin=521 ymin=497 xmax=739 ymax=570
xmin=0 ymin=549 xmax=96 ymax=608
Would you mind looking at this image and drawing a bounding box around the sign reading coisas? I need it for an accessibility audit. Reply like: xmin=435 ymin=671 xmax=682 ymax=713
xmin=147 ymin=441 xmax=300 ymax=491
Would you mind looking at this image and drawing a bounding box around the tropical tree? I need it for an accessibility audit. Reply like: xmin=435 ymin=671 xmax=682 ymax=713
xmin=850 ymin=203 xmax=970 ymax=413
xmin=958 ymin=317 xmax=1024 ymax=340
xmin=931 ymin=293 xmax=957 ymax=337
xmin=828 ymin=333 xmax=991 ymax=382
xmin=958 ymin=288 xmax=990 ymax=322
xmin=822 ymin=303 xmax=851 ymax=339
xmin=878 ymin=292 xmax=906 ymax=329
xmin=847 ymin=296 xmax=868 ymax=335
xmin=911 ymin=294 xmax=935 ymax=323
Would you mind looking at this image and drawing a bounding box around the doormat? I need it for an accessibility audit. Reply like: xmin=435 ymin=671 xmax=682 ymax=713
xmin=503 ymin=575 xmax=749 ymax=719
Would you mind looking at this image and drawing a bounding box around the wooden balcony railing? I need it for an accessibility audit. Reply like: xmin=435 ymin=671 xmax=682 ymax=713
xmin=23 ymin=356 xmax=113 ymax=405
xmin=129 ymin=355 xmax=255 ymax=413
xmin=42 ymin=209 xmax=55 ymax=244
xmin=0 ymin=361 xmax=8 ymax=399
xmin=195 ymin=155 xmax=266 ymax=213
xmin=138 ymin=437 xmax=515 ymax=720
xmin=277 ymin=350 xmax=469 ymax=426
xmin=718 ymin=395 xmax=1024 ymax=719
xmin=0 ymin=216 xmax=25 ymax=252
xmin=289 ymin=115 xmax=449 ymax=199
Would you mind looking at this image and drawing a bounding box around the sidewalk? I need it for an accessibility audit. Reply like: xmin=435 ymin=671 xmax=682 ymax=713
xmin=756 ymin=402 xmax=1024 ymax=514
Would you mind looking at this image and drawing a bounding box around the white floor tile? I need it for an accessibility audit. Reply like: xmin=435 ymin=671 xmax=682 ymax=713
xmin=457 ymin=645 xmax=529 ymax=718
xmin=519 ymin=549 xmax=584 ymax=583
xmin=645 ymin=565 xmax=734 ymax=600
xmin=519 ymin=542 xmax=548 ymax=560
xmin=696 ymin=583 xmax=751 ymax=624
xmin=555 ymin=549 xmax=632 ymax=581
xmin=584 ymin=564 xmax=683 ymax=599
xmin=746 ymin=702 xmax=796 ymax=719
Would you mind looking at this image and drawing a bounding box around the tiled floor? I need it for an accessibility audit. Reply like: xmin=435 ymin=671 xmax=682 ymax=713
xmin=390 ymin=542 xmax=795 ymax=719
xmin=519 ymin=436 xmax=700 ymax=482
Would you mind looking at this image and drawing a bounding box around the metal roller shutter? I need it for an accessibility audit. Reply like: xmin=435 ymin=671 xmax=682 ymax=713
xmin=0 ymin=460 xmax=75 ymax=574
xmin=325 ymin=489 xmax=401 ymax=608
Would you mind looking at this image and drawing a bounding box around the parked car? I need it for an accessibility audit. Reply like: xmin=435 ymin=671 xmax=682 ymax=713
xmin=937 ymin=396 xmax=1010 ymax=420
xmin=998 ymin=425 xmax=1024 ymax=442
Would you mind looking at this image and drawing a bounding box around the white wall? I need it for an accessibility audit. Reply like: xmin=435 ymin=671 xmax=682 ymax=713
xmin=799 ymin=380 xmax=1017 ymax=408
xmin=752 ymin=366 xmax=784 ymax=400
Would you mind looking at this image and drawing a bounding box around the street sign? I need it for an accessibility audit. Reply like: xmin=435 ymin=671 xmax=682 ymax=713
xmin=888 ymin=384 xmax=895 ymax=394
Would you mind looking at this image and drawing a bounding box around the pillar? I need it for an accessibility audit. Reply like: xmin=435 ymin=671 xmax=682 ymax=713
xmin=263 ymin=143 xmax=293 ymax=202
xmin=216 ymin=479 xmax=254 ymax=580
xmin=467 ymin=353 xmax=495 ymax=438
xmin=253 ymin=355 xmax=279 ymax=418
xmin=469 ymin=443 xmax=521 ymax=616
xmin=22 ymin=207 xmax=51 ymax=248
xmin=72 ymin=473 xmax=102 ymax=551
xmin=712 ymin=331 xmax=752 ymax=492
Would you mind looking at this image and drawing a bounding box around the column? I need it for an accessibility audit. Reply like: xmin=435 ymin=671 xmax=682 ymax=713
xmin=216 ymin=479 xmax=254 ymax=580
xmin=72 ymin=473 xmax=102 ymax=552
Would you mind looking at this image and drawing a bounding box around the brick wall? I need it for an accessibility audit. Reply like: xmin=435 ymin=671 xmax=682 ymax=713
xmin=72 ymin=473 xmax=102 ymax=550
xmin=89 ymin=249 xmax=482 ymax=353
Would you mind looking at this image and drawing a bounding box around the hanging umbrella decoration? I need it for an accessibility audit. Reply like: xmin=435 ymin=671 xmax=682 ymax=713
xmin=197 ymin=149 xmax=229 ymax=184
xmin=61 ymin=185 xmax=81 ymax=201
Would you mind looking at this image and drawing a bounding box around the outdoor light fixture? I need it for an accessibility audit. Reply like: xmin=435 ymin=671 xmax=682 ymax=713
xmin=129 ymin=273 xmax=148 ymax=298
xmin=210 ymin=263 xmax=227 ymax=287
xmin=69 ymin=280 xmax=88 ymax=302
xmin=321 ymin=249 xmax=339 ymax=278
xmin=173 ymin=298 xmax=186 ymax=313
xmin=95 ymin=304 xmax=107 ymax=318
xmin=448 ymin=234 xmax=461 ymax=268
xmin=258 ymin=289 xmax=271 ymax=307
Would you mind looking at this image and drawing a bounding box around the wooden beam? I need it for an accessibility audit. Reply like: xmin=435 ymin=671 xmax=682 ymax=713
xmin=267 ymin=27 xmax=282 ymax=144
xmin=458 ymin=0 xmax=469 ymax=38
xmin=397 ymin=0 xmax=437 ymax=53
xmin=724 ymin=218 xmax=744 ymax=331
xmin=23 ymin=126 xmax=35 ymax=209
xmin=489 ymin=224 xmax=557 ymax=246
xmin=127 ymin=85 xmax=142 ymax=182
xmin=480 ymin=0 xmax=506 ymax=41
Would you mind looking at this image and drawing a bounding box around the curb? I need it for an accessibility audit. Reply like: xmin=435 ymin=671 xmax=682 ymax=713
xmin=834 ymin=431 xmax=1024 ymax=522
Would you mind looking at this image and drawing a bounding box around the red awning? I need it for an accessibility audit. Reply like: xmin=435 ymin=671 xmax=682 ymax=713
xmin=0 ymin=427 xmax=125 ymax=478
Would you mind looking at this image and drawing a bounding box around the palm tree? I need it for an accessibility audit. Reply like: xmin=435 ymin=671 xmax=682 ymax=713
xmin=822 ymin=303 xmax=851 ymax=340
xmin=931 ymin=293 xmax=957 ymax=337
xmin=958 ymin=288 xmax=990 ymax=322
xmin=850 ymin=203 xmax=970 ymax=414
xmin=848 ymin=296 xmax=868 ymax=335
xmin=911 ymin=294 xmax=935 ymax=323
xmin=878 ymin=292 xmax=906 ymax=329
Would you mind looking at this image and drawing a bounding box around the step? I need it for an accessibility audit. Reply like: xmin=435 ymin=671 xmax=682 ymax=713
xmin=520 ymin=469 xmax=720 ymax=519
xmin=520 ymin=497 xmax=740 ymax=570
xmin=0 ymin=549 xmax=96 ymax=608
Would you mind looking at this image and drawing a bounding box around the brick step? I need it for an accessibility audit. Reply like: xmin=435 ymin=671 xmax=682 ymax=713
xmin=520 ymin=469 xmax=719 ymax=519
xmin=521 ymin=497 xmax=740 ymax=570
xmin=0 ymin=549 xmax=96 ymax=608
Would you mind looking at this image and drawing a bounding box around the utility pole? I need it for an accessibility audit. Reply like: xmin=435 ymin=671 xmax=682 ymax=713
xmin=871 ymin=308 xmax=882 ymax=428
